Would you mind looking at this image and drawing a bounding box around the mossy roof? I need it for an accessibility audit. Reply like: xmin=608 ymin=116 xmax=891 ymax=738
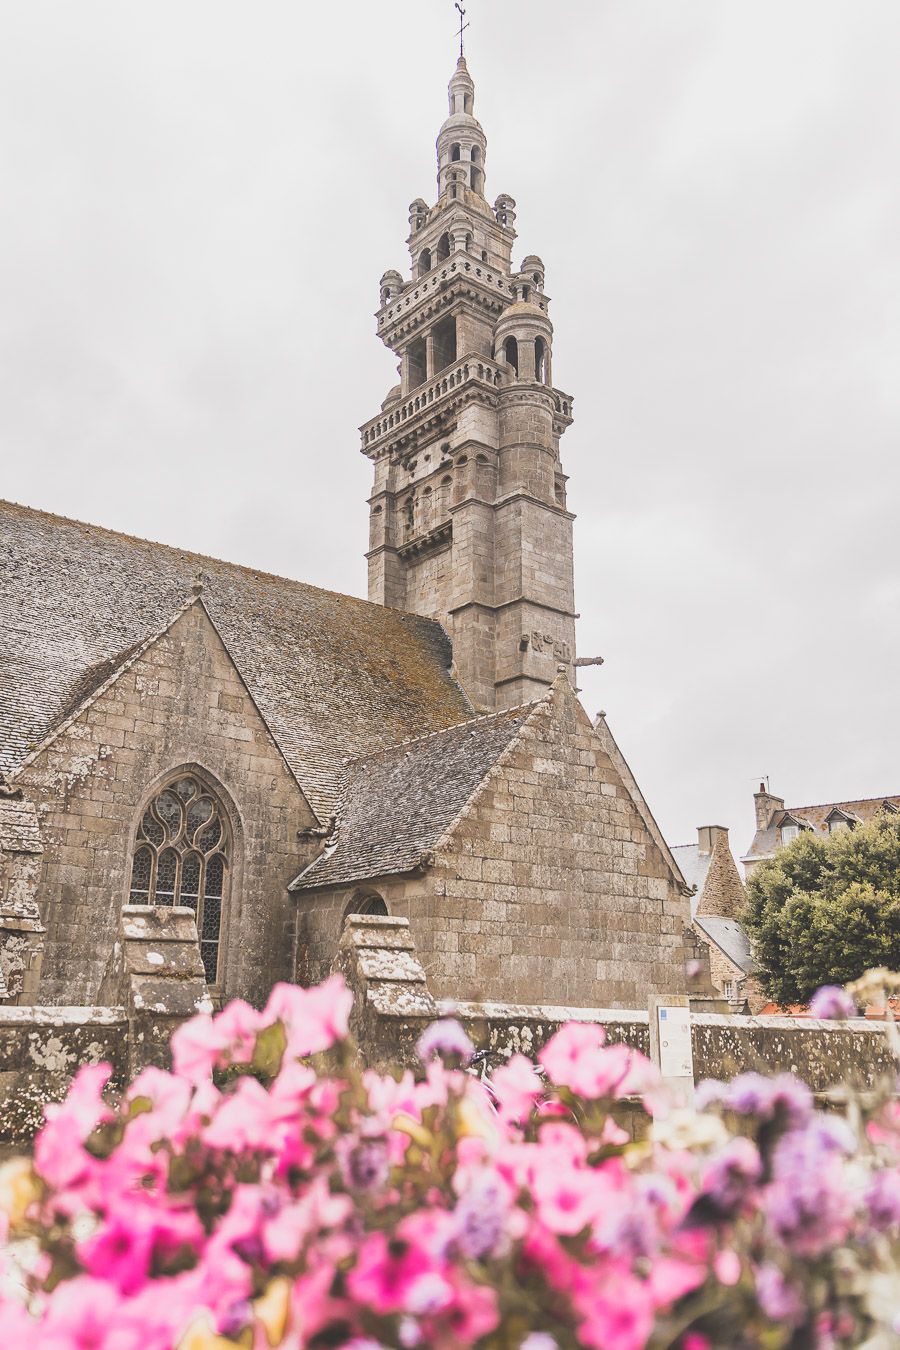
xmin=0 ymin=500 xmax=472 ymax=820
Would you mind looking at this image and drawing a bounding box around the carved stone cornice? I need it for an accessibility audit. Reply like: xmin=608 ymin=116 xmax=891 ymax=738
xmin=397 ymin=522 xmax=453 ymax=562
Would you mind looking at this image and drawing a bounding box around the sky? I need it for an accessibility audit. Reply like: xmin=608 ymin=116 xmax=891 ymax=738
xmin=2 ymin=1 xmax=898 ymax=858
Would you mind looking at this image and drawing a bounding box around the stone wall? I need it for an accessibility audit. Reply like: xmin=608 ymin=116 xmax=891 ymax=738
xmin=412 ymin=685 xmax=691 ymax=1007
xmin=0 ymin=905 xmax=211 ymax=1148
xmin=0 ymin=1006 xmax=127 ymax=1149
xmin=0 ymin=793 xmax=45 ymax=1003
xmin=334 ymin=915 xmax=896 ymax=1096
xmin=300 ymin=683 xmax=693 ymax=1009
xmin=15 ymin=602 xmax=314 ymax=1006
xmin=99 ymin=904 xmax=212 ymax=1076
xmin=445 ymin=1001 xmax=894 ymax=1095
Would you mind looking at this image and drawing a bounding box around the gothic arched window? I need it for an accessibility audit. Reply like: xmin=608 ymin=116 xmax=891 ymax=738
xmin=128 ymin=774 xmax=230 ymax=985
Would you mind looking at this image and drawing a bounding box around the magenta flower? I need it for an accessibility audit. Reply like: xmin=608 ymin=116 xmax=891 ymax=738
xmin=346 ymin=1230 xmax=433 ymax=1314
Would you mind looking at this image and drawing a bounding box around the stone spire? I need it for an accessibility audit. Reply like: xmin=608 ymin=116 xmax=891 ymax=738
xmin=362 ymin=58 xmax=577 ymax=711
xmin=436 ymin=58 xmax=487 ymax=199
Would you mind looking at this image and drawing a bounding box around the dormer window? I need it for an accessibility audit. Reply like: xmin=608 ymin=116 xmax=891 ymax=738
xmin=781 ymin=824 xmax=799 ymax=845
xmin=825 ymin=807 xmax=858 ymax=834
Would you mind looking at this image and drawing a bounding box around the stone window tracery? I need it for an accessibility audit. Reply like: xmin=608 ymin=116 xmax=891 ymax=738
xmin=128 ymin=775 xmax=229 ymax=985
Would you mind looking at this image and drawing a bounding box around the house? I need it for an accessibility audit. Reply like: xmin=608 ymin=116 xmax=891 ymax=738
xmin=671 ymin=825 xmax=762 ymax=1012
xmin=742 ymin=784 xmax=900 ymax=877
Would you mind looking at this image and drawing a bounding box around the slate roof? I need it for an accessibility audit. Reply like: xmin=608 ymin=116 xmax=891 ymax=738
xmin=292 ymin=702 xmax=539 ymax=890
xmin=693 ymin=915 xmax=755 ymax=974
xmin=669 ymin=844 xmax=710 ymax=915
xmin=743 ymin=794 xmax=900 ymax=864
xmin=0 ymin=501 xmax=473 ymax=820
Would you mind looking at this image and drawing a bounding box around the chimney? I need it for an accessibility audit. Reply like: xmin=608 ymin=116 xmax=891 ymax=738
xmin=697 ymin=825 xmax=729 ymax=856
xmin=754 ymin=784 xmax=784 ymax=830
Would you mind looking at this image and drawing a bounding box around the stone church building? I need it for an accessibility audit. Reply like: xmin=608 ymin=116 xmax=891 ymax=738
xmin=0 ymin=59 xmax=695 ymax=1013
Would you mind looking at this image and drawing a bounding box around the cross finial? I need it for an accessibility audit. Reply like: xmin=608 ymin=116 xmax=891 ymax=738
xmin=454 ymin=2 xmax=469 ymax=59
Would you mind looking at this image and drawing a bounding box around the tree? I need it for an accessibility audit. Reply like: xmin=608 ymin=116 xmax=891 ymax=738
xmin=744 ymin=810 xmax=900 ymax=1005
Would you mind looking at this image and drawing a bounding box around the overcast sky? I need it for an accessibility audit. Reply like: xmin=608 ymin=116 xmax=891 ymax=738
xmin=2 ymin=1 xmax=898 ymax=857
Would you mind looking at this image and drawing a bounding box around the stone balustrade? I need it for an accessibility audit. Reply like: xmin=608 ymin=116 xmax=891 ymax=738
xmin=361 ymin=355 xmax=504 ymax=450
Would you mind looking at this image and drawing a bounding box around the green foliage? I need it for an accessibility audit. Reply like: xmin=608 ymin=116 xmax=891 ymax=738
xmin=744 ymin=811 xmax=900 ymax=1004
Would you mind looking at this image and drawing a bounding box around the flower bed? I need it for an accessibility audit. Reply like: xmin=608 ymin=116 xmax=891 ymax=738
xmin=0 ymin=974 xmax=897 ymax=1348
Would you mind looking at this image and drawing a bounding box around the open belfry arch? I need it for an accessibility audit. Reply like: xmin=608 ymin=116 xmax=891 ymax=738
xmin=363 ymin=56 xmax=577 ymax=711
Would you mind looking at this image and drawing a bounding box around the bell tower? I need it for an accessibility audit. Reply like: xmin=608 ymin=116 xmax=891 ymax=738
xmin=362 ymin=56 xmax=577 ymax=710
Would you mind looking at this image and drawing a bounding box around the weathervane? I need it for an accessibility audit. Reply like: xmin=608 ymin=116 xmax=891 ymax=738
xmin=454 ymin=2 xmax=469 ymax=58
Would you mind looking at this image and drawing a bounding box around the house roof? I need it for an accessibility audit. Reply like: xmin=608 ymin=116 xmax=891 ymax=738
xmin=693 ymin=915 xmax=755 ymax=974
xmin=743 ymin=793 xmax=900 ymax=864
xmin=669 ymin=844 xmax=710 ymax=915
xmin=0 ymin=501 xmax=473 ymax=820
xmin=291 ymin=701 xmax=539 ymax=890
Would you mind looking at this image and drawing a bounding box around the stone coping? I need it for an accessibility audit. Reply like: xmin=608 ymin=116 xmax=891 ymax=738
xmin=439 ymin=999 xmax=648 ymax=1025
xmin=440 ymin=1000 xmax=890 ymax=1039
xmin=0 ymin=1006 xmax=126 ymax=1026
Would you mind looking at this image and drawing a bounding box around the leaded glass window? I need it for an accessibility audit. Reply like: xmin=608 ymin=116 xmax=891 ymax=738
xmin=128 ymin=775 xmax=229 ymax=985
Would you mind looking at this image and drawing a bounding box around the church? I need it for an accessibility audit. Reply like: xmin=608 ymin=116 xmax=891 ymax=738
xmin=0 ymin=57 xmax=695 ymax=1014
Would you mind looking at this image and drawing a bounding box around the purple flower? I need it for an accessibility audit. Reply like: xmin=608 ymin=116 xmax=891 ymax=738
xmin=398 ymin=1317 xmax=423 ymax=1348
xmin=521 ymin=1337 xmax=559 ymax=1350
xmin=415 ymin=1018 xmax=474 ymax=1062
xmin=809 ymin=985 xmax=856 ymax=1020
xmin=865 ymin=1169 xmax=900 ymax=1231
xmin=219 ymin=1300 xmax=254 ymax=1339
xmin=722 ymin=1072 xmax=812 ymax=1128
xmin=703 ymin=1136 xmax=763 ymax=1213
xmin=766 ymin=1127 xmax=854 ymax=1255
xmin=405 ymin=1272 xmax=453 ymax=1315
xmin=453 ymin=1169 xmax=508 ymax=1259
xmin=755 ymin=1264 xmax=805 ymax=1325
xmin=338 ymin=1137 xmax=390 ymax=1192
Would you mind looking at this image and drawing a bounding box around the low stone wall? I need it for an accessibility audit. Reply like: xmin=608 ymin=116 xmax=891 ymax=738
xmin=441 ymin=999 xmax=894 ymax=1093
xmin=335 ymin=914 xmax=896 ymax=1094
xmin=0 ymin=1005 xmax=127 ymax=1148
xmin=0 ymin=905 xmax=212 ymax=1150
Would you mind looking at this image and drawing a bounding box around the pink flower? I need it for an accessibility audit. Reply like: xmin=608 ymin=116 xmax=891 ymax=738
xmin=34 ymin=1063 xmax=112 ymax=1193
xmin=539 ymin=1021 xmax=605 ymax=1087
xmin=532 ymin=1162 xmax=605 ymax=1235
xmin=202 ymin=1074 xmax=276 ymax=1153
xmin=573 ymin=1270 xmax=655 ymax=1350
xmin=646 ymin=1256 xmax=706 ymax=1307
xmin=170 ymin=1011 xmax=224 ymax=1083
xmin=713 ymin=1248 xmax=742 ymax=1286
xmin=436 ymin=1278 xmax=499 ymax=1344
xmin=346 ymin=1230 xmax=433 ymax=1314
xmin=490 ymin=1053 xmax=543 ymax=1123
xmin=264 ymin=973 xmax=353 ymax=1058
xmin=540 ymin=1024 xmax=655 ymax=1099
xmin=39 ymin=1276 xmax=131 ymax=1349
